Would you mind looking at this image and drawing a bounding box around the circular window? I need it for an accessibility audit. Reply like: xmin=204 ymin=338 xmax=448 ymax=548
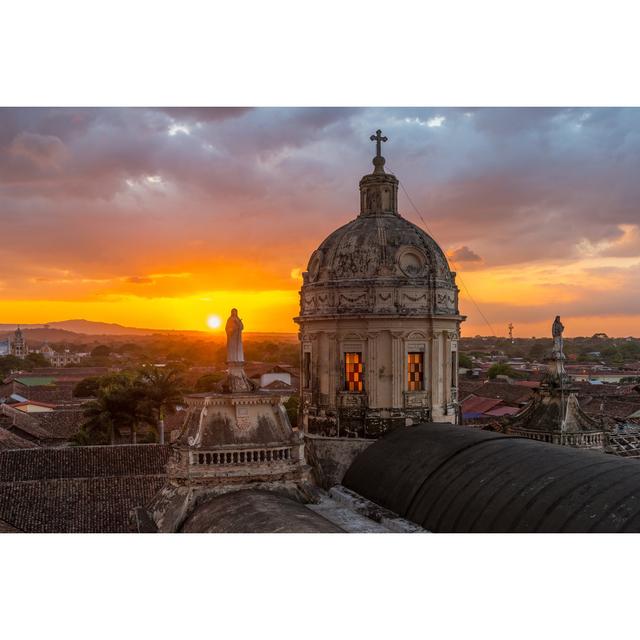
xmin=397 ymin=247 xmax=426 ymax=276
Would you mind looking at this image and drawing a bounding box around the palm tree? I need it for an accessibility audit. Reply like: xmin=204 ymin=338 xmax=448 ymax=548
xmin=81 ymin=389 xmax=126 ymax=445
xmin=79 ymin=375 xmax=149 ymax=445
xmin=137 ymin=366 xmax=184 ymax=444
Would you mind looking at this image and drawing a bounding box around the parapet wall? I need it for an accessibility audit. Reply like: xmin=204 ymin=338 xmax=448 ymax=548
xmin=304 ymin=434 xmax=373 ymax=489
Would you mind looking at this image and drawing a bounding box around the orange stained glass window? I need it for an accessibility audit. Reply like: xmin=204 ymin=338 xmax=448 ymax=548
xmin=345 ymin=352 xmax=364 ymax=392
xmin=408 ymin=352 xmax=424 ymax=391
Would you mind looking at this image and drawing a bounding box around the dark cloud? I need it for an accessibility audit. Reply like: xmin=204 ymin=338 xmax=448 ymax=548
xmin=1 ymin=107 xmax=640 ymax=332
xmin=448 ymin=246 xmax=482 ymax=263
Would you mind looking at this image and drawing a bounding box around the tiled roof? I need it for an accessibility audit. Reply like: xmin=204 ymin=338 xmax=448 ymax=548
xmin=262 ymin=379 xmax=293 ymax=390
xmin=581 ymin=399 xmax=640 ymax=420
xmin=0 ymin=476 xmax=166 ymax=533
xmin=458 ymin=380 xmax=485 ymax=401
xmin=34 ymin=409 xmax=85 ymax=439
xmin=0 ymin=518 xmax=20 ymax=532
xmin=0 ymin=427 xmax=39 ymax=451
xmin=0 ymin=445 xmax=171 ymax=533
xmin=466 ymin=381 xmax=534 ymax=405
xmin=9 ymin=419 xmax=54 ymax=441
xmin=462 ymin=396 xmax=503 ymax=415
xmin=0 ymin=444 xmax=172 ymax=482
xmin=485 ymin=405 xmax=521 ymax=417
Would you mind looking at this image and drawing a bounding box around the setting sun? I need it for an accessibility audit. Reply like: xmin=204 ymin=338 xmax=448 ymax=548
xmin=207 ymin=314 xmax=222 ymax=330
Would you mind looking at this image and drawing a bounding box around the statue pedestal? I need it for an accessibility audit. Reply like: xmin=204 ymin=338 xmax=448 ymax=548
xmin=222 ymin=361 xmax=254 ymax=393
xmin=549 ymin=352 xmax=566 ymax=378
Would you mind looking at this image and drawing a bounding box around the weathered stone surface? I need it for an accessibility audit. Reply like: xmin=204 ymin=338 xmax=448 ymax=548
xmin=304 ymin=434 xmax=373 ymax=488
xmin=327 ymin=485 xmax=426 ymax=532
xmin=179 ymin=489 xmax=342 ymax=533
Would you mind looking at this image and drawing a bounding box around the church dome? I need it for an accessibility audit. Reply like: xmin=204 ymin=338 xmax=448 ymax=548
xmin=307 ymin=213 xmax=454 ymax=287
xmin=299 ymin=131 xmax=458 ymax=318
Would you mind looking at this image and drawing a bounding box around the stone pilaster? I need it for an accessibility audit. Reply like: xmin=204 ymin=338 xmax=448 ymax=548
xmin=391 ymin=331 xmax=404 ymax=408
xmin=431 ymin=331 xmax=444 ymax=419
xmin=327 ymin=332 xmax=337 ymax=409
xmin=366 ymin=332 xmax=379 ymax=407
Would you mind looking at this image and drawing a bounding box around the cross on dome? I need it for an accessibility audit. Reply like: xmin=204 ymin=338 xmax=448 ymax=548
xmin=370 ymin=129 xmax=388 ymax=157
xmin=369 ymin=129 xmax=388 ymax=174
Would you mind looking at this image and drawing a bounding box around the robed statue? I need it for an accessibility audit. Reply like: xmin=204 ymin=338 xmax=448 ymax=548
xmin=225 ymin=308 xmax=244 ymax=363
xmin=552 ymin=315 xmax=564 ymax=357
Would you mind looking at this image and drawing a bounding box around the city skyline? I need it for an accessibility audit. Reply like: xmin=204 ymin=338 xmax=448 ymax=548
xmin=2 ymin=107 xmax=640 ymax=336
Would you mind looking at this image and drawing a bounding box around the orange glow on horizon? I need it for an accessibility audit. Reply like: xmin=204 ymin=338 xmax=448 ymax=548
xmin=0 ymin=248 xmax=639 ymax=337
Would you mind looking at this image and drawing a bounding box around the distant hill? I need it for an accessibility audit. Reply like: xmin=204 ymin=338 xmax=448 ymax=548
xmin=0 ymin=319 xmax=158 ymax=336
xmin=0 ymin=319 xmax=298 ymax=342
xmin=48 ymin=319 xmax=156 ymax=335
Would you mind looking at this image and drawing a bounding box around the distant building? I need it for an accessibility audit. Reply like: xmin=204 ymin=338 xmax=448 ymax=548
xmin=1 ymin=327 xmax=29 ymax=358
xmin=12 ymin=400 xmax=57 ymax=414
xmin=39 ymin=344 xmax=83 ymax=367
xmin=0 ymin=329 xmax=84 ymax=367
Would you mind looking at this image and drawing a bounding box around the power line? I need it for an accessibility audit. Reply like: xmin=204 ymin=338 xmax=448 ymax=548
xmin=389 ymin=170 xmax=498 ymax=337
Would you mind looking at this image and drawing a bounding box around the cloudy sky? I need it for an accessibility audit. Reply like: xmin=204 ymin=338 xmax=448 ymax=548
xmin=1 ymin=107 xmax=639 ymax=336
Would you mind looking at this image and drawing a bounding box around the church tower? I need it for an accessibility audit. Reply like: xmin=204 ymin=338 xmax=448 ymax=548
xmin=11 ymin=326 xmax=27 ymax=358
xmin=295 ymin=131 xmax=465 ymax=438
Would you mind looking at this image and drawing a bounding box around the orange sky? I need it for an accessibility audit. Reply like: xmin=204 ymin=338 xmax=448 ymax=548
xmin=1 ymin=107 xmax=640 ymax=338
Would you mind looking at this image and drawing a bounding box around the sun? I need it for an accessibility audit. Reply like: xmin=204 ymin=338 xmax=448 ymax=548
xmin=207 ymin=314 xmax=222 ymax=330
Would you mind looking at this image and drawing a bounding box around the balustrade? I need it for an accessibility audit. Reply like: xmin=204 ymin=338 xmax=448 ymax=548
xmin=190 ymin=446 xmax=293 ymax=466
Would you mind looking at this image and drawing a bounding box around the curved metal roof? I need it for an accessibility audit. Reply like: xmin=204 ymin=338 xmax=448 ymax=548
xmin=342 ymin=423 xmax=640 ymax=533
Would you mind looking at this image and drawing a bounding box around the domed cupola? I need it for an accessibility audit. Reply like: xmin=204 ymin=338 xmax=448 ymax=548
xmin=300 ymin=130 xmax=458 ymax=318
xmin=359 ymin=129 xmax=400 ymax=217
xmin=295 ymin=130 xmax=465 ymax=439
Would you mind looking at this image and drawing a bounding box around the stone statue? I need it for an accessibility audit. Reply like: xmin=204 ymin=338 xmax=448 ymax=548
xmin=552 ymin=315 xmax=564 ymax=357
xmin=225 ymin=308 xmax=244 ymax=363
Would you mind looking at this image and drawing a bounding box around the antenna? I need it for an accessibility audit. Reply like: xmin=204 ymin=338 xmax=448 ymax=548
xmin=508 ymin=322 xmax=514 ymax=344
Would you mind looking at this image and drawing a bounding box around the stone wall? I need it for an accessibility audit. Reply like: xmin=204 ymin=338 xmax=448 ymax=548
xmin=304 ymin=434 xmax=373 ymax=489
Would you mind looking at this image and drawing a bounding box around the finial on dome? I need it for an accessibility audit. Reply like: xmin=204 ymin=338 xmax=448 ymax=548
xmin=370 ymin=129 xmax=388 ymax=174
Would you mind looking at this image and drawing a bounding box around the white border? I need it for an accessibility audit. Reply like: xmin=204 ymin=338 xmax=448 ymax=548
xmin=2 ymin=1 xmax=639 ymax=638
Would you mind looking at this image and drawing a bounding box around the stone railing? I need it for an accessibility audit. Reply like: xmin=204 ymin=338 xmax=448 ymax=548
xmin=516 ymin=428 xmax=604 ymax=449
xmin=189 ymin=446 xmax=294 ymax=467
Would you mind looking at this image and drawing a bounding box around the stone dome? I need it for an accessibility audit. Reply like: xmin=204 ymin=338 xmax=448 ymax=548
xmin=306 ymin=213 xmax=454 ymax=287
xmin=299 ymin=143 xmax=459 ymax=319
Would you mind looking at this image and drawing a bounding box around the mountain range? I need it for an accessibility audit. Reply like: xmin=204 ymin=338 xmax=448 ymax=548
xmin=0 ymin=319 xmax=158 ymax=336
